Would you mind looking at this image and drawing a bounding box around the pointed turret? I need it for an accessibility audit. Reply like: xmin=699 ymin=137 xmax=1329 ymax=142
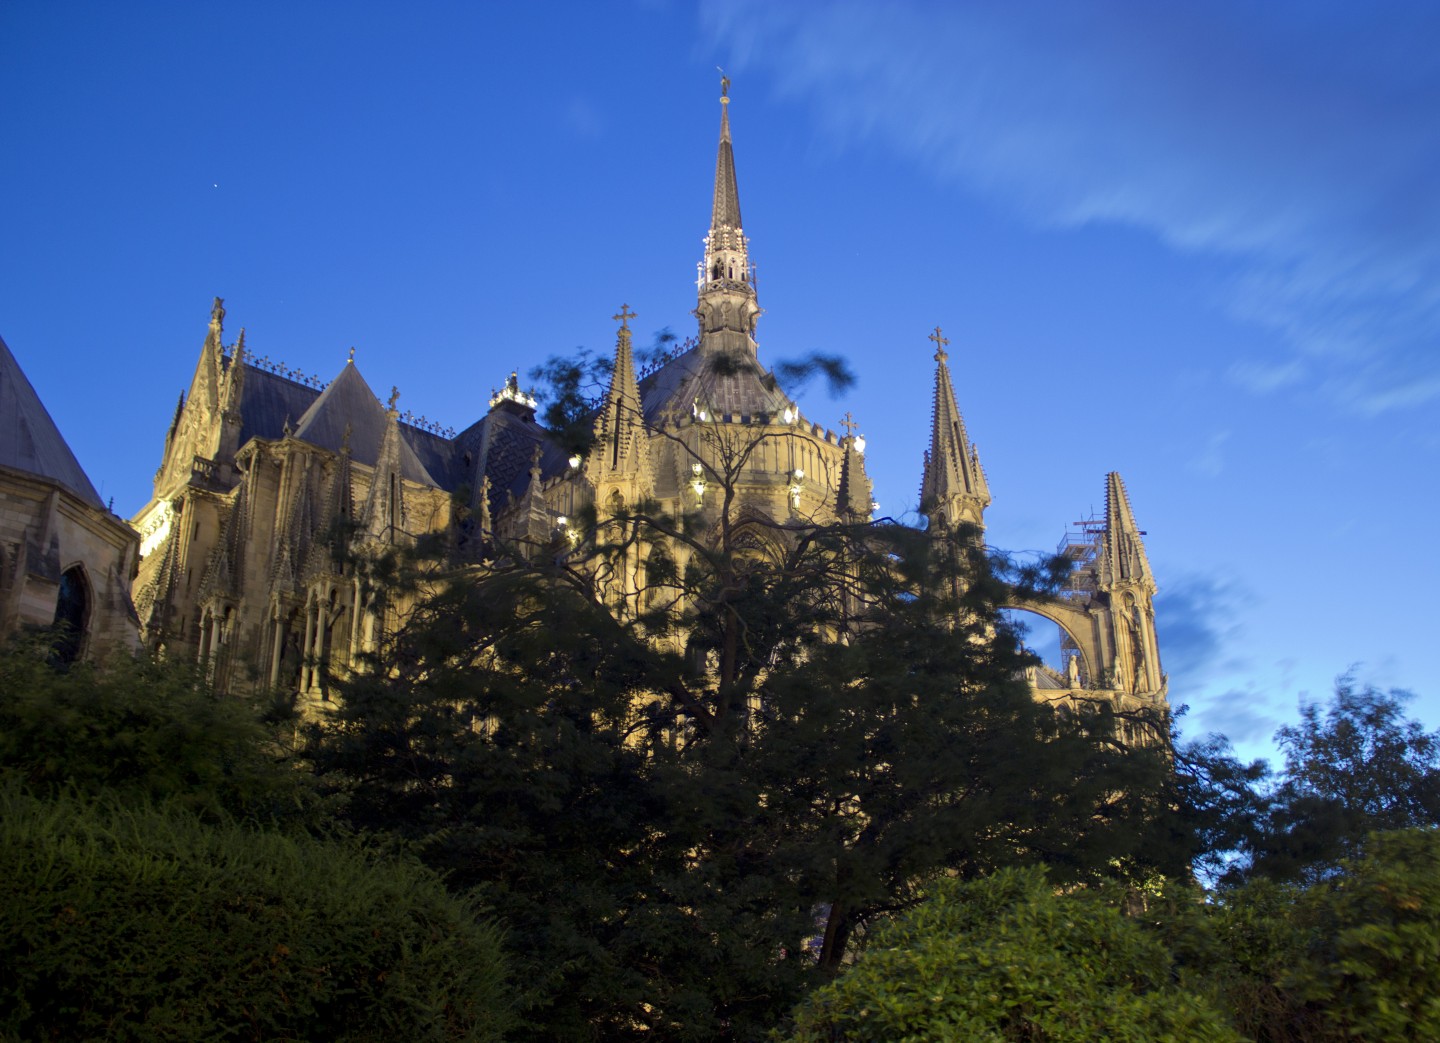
xmin=835 ymin=413 xmax=873 ymax=521
xmin=215 ymin=327 xmax=248 ymax=464
xmin=155 ymin=298 xmax=228 ymax=492
xmin=589 ymin=305 xmax=649 ymax=484
xmin=1099 ymin=471 xmax=1154 ymax=591
xmin=695 ymin=77 xmax=761 ymax=356
xmin=192 ymin=296 xmax=226 ymax=420
xmin=362 ymin=388 xmax=406 ymax=542
xmin=919 ymin=327 xmax=990 ymax=529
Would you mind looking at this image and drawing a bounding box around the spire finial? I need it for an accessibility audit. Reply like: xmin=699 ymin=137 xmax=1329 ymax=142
xmin=929 ymin=326 xmax=950 ymax=362
xmin=209 ymin=296 xmax=226 ymax=331
xmin=840 ymin=412 xmax=859 ymax=436
xmin=347 ymin=346 xmax=355 ymax=364
xmin=388 ymin=386 xmax=400 ymax=411
xmin=720 ymin=71 xmax=730 ymax=103
xmin=613 ymin=303 xmax=637 ymax=331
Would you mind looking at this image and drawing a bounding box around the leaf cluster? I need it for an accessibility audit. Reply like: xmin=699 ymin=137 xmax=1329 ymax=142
xmin=0 ymin=783 xmax=511 ymax=1042
xmin=785 ymin=866 xmax=1241 ymax=1043
xmin=0 ymin=637 xmax=316 ymax=826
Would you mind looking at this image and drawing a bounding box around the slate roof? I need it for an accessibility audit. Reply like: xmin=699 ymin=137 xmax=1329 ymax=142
xmin=232 ymin=364 xmax=320 ymax=450
xmin=401 ymin=424 xmax=461 ymax=491
xmin=455 ymin=406 xmax=569 ymax=518
xmin=0 ymin=334 xmax=105 ymax=508
xmin=639 ymin=344 xmax=790 ymax=424
xmin=290 ymin=362 xmax=438 ymax=486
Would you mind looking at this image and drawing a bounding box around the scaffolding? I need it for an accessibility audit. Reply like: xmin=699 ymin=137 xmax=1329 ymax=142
xmin=1056 ymin=511 xmax=1105 ymax=600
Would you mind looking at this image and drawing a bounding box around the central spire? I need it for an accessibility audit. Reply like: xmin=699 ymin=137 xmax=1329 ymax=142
xmin=696 ymin=76 xmax=760 ymax=356
xmin=712 ymin=76 xmax=742 ymax=231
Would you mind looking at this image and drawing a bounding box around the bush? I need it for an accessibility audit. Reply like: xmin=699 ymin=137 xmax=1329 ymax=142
xmin=0 ymin=642 xmax=315 ymax=825
xmin=0 ymin=785 xmax=512 ymax=1042
xmin=784 ymin=867 xmax=1240 ymax=1042
xmin=1289 ymin=828 xmax=1440 ymax=1041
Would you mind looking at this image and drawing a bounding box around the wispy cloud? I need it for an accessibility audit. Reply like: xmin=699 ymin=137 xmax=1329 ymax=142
xmin=1189 ymin=430 xmax=1230 ymax=478
xmin=703 ymin=1 xmax=1440 ymax=413
xmin=1189 ymin=686 xmax=1280 ymax=747
xmin=561 ymin=96 xmax=605 ymax=140
xmin=1153 ymin=573 xmax=1250 ymax=698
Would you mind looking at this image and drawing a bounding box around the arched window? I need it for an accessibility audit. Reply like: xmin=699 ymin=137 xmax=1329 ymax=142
xmin=52 ymin=565 xmax=91 ymax=664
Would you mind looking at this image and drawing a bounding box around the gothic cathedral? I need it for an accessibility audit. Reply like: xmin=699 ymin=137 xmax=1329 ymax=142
xmin=130 ymin=85 xmax=1167 ymax=719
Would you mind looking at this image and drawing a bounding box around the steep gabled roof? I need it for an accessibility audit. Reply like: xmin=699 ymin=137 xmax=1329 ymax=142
xmin=639 ymin=343 xmax=790 ymax=424
xmin=291 ymin=362 xmax=438 ymax=486
xmin=233 ymin=366 xmax=321 ymax=449
xmin=0 ymin=334 xmax=104 ymax=508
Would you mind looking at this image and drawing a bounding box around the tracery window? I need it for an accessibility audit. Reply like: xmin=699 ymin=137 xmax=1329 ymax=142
xmin=52 ymin=565 xmax=91 ymax=664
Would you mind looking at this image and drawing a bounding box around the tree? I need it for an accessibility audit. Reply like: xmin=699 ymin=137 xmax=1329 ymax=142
xmin=1247 ymin=676 xmax=1440 ymax=883
xmin=303 ymin=370 xmax=1182 ymax=1039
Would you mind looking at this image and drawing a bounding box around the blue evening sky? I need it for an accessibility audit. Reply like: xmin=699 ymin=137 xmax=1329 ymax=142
xmin=3 ymin=1 xmax=1436 ymax=761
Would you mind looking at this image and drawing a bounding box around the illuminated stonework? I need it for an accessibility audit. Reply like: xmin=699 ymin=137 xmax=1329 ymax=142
xmin=127 ymin=84 xmax=1166 ymax=721
xmin=489 ymin=372 xmax=537 ymax=411
xmin=137 ymin=500 xmax=174 ymax=559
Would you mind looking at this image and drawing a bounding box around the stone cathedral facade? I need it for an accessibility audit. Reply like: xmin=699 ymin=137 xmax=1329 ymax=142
xmin=130 ymin=87 xmax=1166 ymax=716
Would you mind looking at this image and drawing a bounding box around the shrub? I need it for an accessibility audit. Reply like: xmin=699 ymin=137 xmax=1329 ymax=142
xmin=0 ymin=785 xmax=512 ymax=1042
xmin=785 ymin=867 xmax=1240 ymax=1043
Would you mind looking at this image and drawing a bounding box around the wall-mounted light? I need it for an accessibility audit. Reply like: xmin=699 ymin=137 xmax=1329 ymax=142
xmin=568 ymin=454 xmax=582 ymax=470
xmin=854 ymin=434 xmax=866 ymax=454
xmin=782 ymin=406 xmax=795 ymax=424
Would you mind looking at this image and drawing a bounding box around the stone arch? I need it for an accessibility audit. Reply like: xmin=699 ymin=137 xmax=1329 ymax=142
xmin=1003 ymin=597 xmax=1098 ymax=688
xmin=52 ymin=563 xmax=92 ymax=664
xmin=723 ymin=506 xmax=787 ymax=567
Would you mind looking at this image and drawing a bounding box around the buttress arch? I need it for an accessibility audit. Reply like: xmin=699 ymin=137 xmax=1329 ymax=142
xmin=1002 ymin=595 xmax=1099 ymax=688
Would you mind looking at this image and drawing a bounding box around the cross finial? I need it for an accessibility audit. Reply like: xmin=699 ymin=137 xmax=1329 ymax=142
xmin=840 ymin=411 xmax=859 ymax=436
xmin=613 ymin=303 xmax=637 ymax=331
xmin=928 ymin=326 xmax=950 ymax=362
xmin=388 ymin=386 xmax=400 ymax=411
xmin=347 ymin=346 xmax=355 ymax=364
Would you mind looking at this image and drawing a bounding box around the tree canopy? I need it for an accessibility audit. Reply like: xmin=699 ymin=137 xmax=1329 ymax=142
xmin=303 ymin=395 xmax=1181 ymax=1039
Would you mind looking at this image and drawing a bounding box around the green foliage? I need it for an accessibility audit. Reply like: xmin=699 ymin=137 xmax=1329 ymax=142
xmin=1167 ymin=727 xmax=1272 ymax=883
xmin=1203 ymin=879 xmax=1334 ymax=1042
xmin=1174 ymin=676 xmax=1440 ymax=887
xmin=309 ymin=558 xmax=683 ymax=1040
xmin=1288 ymin=828 xmax=1440 ymax=1041
xmin=1250 ymin=677 xmax=1440 ymax=883
xmin=0 ymin=784 xmax=512 ymax=1042
xmin=306 ymin=498 xmax=1180 ymax=1039
xmin=1162 ymin=828 xmax=1440 ymax=1042
xmin=0 ymin=641 xmax=316 ymax=826
xmin=784 ymin=866 xmax=1241 ymax=1043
